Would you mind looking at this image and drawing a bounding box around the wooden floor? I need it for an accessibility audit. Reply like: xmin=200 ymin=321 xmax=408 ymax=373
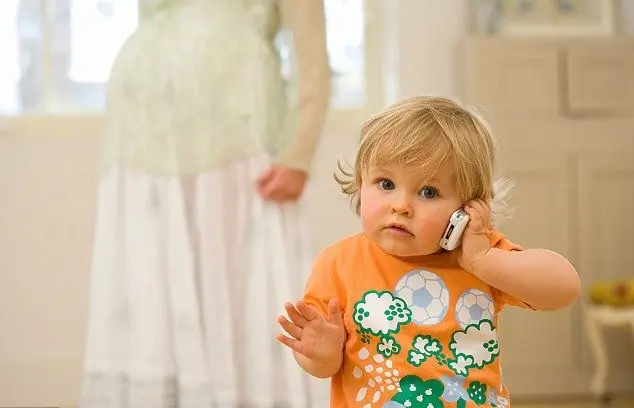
xmin=515 ymin=397 xmax=632 ymax=408
xmin=516 ymin=405 xmax=625 ymax=408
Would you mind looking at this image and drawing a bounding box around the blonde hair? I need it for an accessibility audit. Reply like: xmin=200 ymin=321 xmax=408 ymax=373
xmin=335 ymin=96 xmax=512 ymax=225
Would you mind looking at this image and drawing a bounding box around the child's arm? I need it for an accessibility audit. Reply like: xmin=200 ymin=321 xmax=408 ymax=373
xmin=461 ymin=200 xmax=581 ymax=311
xmin=277 ymin=247 xmax=346 ymax=378
xmin=470 ymin=247 xmax=581 ymax=311
xmin=278 ymin=300 xmax=345 ymax=378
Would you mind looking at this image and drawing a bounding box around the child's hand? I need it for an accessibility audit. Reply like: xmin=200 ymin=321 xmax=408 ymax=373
xmin=458 ymin=199 xmax=493 ymax=273
xmin=277 ymin=299 xmax=346 ymax=364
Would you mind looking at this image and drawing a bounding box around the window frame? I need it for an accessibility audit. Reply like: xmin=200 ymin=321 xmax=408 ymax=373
xmin=0 ymin=0 xmax=387 ymax=135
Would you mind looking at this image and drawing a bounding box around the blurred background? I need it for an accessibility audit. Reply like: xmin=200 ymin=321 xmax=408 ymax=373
xmin=0 ymin=0 xmax=633 ymax=407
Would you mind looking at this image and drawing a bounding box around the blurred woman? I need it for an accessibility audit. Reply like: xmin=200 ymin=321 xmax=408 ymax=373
xmin=80 ymin=0 xmax=330 ymax=406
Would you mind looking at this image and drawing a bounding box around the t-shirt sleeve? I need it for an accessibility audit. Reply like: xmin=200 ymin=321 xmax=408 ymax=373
xmin=489 ymin=230 xmax=537 ymax=311
xmin=302 ymin=246 xmax=345 ymax=317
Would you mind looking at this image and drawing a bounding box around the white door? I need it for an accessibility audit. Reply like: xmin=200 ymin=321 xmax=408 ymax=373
xmin=461 ymin=37 xmax=634 ymax=398
xmin=0 ymin=0 xmax=384 ymax=406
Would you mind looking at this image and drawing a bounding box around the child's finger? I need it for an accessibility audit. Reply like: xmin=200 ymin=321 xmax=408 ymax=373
xmin=276 ymin=334 xmax=307 ymax=356
xmin=296 ymin=301 xmax=321 ymax=321
xmin=285 ymin=302 xmax=308 ymax=327
xmin=474 ymin=199 xmax=492 ymax=229
xmin=477 ymin=198 xmax=491 ymax=211
xmin=469 ymin=199 xmax=491 ymax=229
xmin=327 ymin=299 xmax=343 ymax=327
xmin=278 ymin=315 xmax=303 ymax=340
xmin=463 ymin=205 xmax=482 ymax=230
xmin=464 ymin=202 xmax=489 ymax=234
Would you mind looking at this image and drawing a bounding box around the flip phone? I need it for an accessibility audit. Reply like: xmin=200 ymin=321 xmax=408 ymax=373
xmin=439 ymin=209 xmax=470 ymax=251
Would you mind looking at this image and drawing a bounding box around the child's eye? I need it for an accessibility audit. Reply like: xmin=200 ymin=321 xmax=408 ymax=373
xmin=419 ymin=186 xmax=439 ymax=199
xmin=377 ymin=178 xmax=395 ymax=191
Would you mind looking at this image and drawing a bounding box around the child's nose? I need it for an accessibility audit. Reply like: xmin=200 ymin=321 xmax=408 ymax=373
xmin=391 ymin=197 xmax=413 ymax=217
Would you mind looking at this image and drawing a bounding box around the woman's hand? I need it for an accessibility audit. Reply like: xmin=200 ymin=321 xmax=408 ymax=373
xmin=257 ymin=165 xmax=307 ymax=202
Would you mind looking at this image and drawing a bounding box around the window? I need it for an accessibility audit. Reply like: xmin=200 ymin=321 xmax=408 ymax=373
xmin=0 ymin=0 xmax=137 ymax=114
xmin=277 ymin=0 xmax=366 ymax=109
xmin=324 ymin=0 xmax=366 ymax=108
xmin=0 ymin=0 xmax=371 ymax=115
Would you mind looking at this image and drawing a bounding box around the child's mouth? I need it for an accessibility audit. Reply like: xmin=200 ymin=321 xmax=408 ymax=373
xmin=385 ymin=223 xmax=413 ymax=236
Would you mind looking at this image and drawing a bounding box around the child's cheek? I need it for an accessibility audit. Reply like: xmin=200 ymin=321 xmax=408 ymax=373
xmin=360 ymin=192 xmax=383 ymax=225
xmin=419 ymin=207 xmax=458 ymax=239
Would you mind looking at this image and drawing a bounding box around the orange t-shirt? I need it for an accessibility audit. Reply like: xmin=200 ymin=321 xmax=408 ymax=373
xmin=302 ymin=231 xmax=534 ymax=408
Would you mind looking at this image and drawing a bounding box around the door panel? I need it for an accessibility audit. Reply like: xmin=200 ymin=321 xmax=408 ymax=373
xmin=496 ymin=151 xmax=586 ymax=397
xmin=577 ymin=153 xmax=634 ymax=386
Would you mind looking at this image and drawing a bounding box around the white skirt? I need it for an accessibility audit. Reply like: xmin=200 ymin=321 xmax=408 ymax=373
xmin=80 ymin=154 xmax=329 ymax=407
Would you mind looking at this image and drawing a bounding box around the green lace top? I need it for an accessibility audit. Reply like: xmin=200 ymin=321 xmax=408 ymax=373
xmin=102 ymin=0 xmax=330 ymax=175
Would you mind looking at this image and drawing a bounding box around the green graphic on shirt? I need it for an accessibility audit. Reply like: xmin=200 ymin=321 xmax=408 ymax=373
xmin=438 ymin=374 xmax=490 ymax=407
xmin=405 ymin=319 xmax=499 ymax=377
xmin=355 ymin=329 xmax=372 ymax=344
xmin=391 ymin=375 xmax=445 ymax=408
xmin=349 ymin=279 xmax=503 ymax=408
xmin=449 ymin=319 xmax=499 ymax=370
xmin=386 ymin=375 xmax=490 ymax=408
xmin=406 ymin=334 xmax=443 ymax=367
xmin=353 ymin=290 xmax=412 ymax=337
xmin=466 ymin=381 xmax=488 ymax=405
xmin=376 ymin=335 xmax=401 ymax=358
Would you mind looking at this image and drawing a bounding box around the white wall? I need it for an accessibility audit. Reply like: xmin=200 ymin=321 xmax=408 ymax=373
xmin=393 ymin=0 xmax=467 ymax=99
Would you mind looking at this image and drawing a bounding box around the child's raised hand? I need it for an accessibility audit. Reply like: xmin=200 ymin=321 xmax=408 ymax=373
xmin=458 ymin=199 xmax=493 ymax=273
xmin=277 ymin=299 xmax=346 ymax=363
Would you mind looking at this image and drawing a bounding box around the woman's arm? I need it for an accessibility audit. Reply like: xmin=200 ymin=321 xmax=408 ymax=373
xmin=275 ymin=0 xmax=331 ymax=173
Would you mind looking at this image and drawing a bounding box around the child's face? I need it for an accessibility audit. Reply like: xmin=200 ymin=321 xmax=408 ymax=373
xmin=359 ymin=163 xmax=462 ymax=257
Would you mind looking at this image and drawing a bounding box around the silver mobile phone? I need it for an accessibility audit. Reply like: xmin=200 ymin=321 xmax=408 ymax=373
xmin=439 ymin=209 xmax=470 ymax=251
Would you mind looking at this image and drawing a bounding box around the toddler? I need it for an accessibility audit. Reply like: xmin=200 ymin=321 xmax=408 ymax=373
xmin=277 ymin=96 xmax=581 ymax=408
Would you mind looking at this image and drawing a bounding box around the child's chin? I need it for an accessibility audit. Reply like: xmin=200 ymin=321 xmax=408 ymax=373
xmin=378 ymin=240 xmax=437 ymax=258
